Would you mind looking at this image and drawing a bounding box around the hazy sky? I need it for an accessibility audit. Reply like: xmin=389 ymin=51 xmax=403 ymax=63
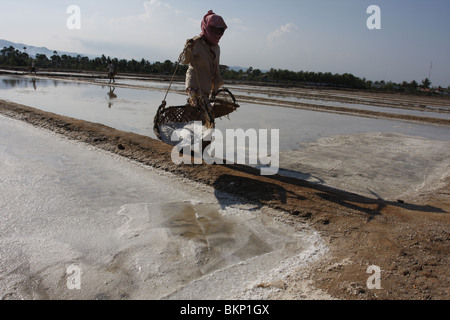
xmin=1 ymin=0 xmax=450 ymax=86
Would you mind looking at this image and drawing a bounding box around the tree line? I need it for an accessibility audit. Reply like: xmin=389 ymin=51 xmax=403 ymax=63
xmin=1 ymin=45 xmax=447 ymax=93
xmin=223 ymin=66 xmax=445 ymax=93
xmin=223 ymin=67 xmax=368 ymax=89
xmin=0 ymin=46 xmax=187 ymax=76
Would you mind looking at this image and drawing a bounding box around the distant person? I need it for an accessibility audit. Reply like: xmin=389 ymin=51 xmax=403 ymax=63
xmin=179 ymin=10 xmax=227 ymax=128
xmin=30 ymin=61 xmax=37 ymax=75
xmin=107 ymin=61 xmax=116 ymax=83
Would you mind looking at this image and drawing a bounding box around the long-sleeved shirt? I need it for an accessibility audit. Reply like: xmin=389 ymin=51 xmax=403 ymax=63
xmin=180 ymin=36 xmax=223 ymax=95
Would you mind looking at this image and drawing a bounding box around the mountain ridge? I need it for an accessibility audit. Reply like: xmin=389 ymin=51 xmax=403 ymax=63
xmin=0 ymin=39 xmax=98 ymax=59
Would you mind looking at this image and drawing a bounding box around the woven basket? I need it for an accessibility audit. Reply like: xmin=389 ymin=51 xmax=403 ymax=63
xmin=153 ymin=88 xmax=239 ymax=142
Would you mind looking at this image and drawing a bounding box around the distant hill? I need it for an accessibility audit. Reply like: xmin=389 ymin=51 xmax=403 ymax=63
xmin=0 ymin=39 xmax=97 ymax=59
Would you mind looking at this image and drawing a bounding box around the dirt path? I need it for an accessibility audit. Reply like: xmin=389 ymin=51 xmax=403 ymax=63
xmin=0 ymin=99 xmax=449 ymax=300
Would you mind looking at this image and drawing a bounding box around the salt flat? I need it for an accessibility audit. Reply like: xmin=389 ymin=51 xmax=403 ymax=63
xmin=0 ymin=115 xmax=328 ymax=300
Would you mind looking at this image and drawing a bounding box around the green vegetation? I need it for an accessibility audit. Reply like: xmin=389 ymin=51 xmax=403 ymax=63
xmin=223 ymin=67 xmax=367 ymax=89
xmin=223 ymin=67 xmax=447 ymax=95
xmin=0 ymin=46 xmax=187 ymax=76
xmin=1 ymin=45 xmax=448 ymax=95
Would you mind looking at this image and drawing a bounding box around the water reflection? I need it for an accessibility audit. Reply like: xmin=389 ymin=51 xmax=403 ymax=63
xmin=1 ymin=78 xmax=28 ymax=88
xmin=0 ymin=74 xmax=449 ymax=149
xmin=0 ymin=77 xmax=56 ymax=91
xmin=106 ymin=86 xmax=117 ymax=108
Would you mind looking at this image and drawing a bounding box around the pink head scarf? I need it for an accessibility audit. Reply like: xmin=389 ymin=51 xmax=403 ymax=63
xmin=200 ymin=10 xmax=227 ymax=46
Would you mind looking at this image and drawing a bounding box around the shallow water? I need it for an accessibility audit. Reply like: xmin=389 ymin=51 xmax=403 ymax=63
xmin=0 ymin=75 xmax=187 ymax=136
xmin=226 ymin=84 xmax=450 ymax=116
xmin=1 ymin=74 xmax=449 ymax=153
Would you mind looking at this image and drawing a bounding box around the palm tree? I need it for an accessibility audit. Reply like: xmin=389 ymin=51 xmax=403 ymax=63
xmin=421 ymin=78 xmax=431 ymax=89
xmin=410 ymin=80 xmax=418 ymax=91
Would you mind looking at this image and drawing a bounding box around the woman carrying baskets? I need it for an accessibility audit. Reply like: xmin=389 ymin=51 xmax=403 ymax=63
xmin=179 ymin=10 xmax=228 ymax=128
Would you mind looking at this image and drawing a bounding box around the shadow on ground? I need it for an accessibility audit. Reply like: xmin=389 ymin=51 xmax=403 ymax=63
xmin=213 ymin=164 xmax=447 ymax=221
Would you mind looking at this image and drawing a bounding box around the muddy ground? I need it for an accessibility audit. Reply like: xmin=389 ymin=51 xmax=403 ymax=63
xmin=0 ymin=82 xmax=449 ymax=300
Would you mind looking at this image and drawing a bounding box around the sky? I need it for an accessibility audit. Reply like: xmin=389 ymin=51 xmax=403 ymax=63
xmin=1 ymin=0 xmax=450 ymax=87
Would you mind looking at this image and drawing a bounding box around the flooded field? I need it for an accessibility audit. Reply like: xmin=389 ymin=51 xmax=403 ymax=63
xmin=1 ymin=71 xmax=449 ymax=200
xmin=1 ymin=73 xmax=449 ymax=149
